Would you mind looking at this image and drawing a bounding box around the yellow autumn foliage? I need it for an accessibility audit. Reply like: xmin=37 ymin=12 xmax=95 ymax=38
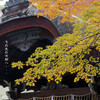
xmin=11 ymin=1 xmax=100 ymax=86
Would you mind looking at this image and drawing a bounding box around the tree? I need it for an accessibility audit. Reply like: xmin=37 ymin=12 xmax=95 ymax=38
xmin=12 ymin=1 xmax=100 ymax=86
xmin=29 ymin=0 xmax=99 ymax=22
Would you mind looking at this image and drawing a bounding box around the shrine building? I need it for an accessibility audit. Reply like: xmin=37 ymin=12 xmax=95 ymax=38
xmin=0 ymin=0 xmax=100 ymax=100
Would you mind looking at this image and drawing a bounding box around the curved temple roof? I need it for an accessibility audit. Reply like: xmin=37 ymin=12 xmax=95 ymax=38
xmin=0 ymin=16 xmax=61 ymax=38
xmin=1 ymin=0 xmax=73 ymax=35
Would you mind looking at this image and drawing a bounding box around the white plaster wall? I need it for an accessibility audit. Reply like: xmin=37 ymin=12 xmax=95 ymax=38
xmin=0 ymin=86 xmax=9 ymax=100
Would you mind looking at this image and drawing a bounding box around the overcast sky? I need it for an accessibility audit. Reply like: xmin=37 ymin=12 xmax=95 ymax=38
xmin=0 ymin=0 xmax=8 ymax=6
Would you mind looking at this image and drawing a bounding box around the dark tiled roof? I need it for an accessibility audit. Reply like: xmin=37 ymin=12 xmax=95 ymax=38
xmin=20 ymin=87 xmax=90 ymax=99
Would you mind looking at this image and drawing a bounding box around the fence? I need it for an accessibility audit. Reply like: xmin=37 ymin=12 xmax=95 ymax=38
xmin=18 ymin=94 xmax=100 ymax=100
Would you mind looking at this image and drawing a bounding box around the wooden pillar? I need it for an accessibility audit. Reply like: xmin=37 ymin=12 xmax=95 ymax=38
xmin=51 ymin=96 xmax=54 ymax=100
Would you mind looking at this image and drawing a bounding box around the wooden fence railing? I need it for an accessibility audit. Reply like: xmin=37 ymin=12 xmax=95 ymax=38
xmin=18 ymin=94 xmax=100 ymax=100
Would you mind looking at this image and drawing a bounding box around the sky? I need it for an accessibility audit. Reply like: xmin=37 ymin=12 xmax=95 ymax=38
xmin=0 ymin=0 xmax=8 ymax=16
xmin=0 ymin=0 xmax=8 ymax=6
